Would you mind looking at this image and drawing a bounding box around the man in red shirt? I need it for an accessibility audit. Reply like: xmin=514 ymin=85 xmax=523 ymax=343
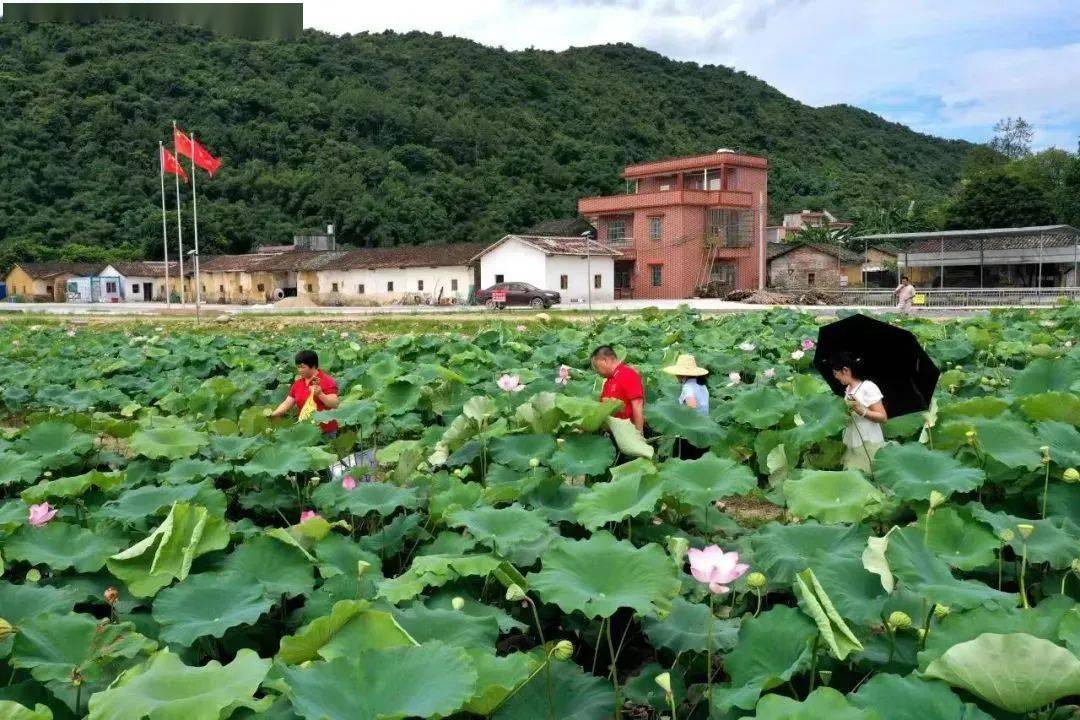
xmin=270 ymin=350 xmax=341 ymax=436
xmin=592 ymin=345 xmax=645 ymax=432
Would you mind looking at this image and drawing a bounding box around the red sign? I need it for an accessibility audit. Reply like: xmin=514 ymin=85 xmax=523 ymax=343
xmin=491 ymin=290 xmax=507 ymax=303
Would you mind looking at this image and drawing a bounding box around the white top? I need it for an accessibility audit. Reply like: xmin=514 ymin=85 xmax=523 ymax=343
xmin=679 ymin=379 xmax=710 ymax=416
xmin=843 ymin=380 xmax=884 ymax=447
xmin=896 ymin=283 xmax=916 ymax=301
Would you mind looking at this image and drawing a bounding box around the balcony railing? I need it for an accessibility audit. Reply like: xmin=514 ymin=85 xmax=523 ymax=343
xmin=579 ymin=188 xmax=753 ymax=214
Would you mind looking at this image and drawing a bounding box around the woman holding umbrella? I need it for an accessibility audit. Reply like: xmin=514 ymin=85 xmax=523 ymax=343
xmin=830 ymin=351 xmax=888 ymax=471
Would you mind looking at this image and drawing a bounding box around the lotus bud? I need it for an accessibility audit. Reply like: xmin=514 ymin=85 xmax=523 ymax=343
xmin=887 ymin=611 xmax=912 ymax=630
xmin=655 ymin=672 xmax=672 ymax=695
xmin=356 ymin=560 xmax=371 ymax=580
xmin=965 ymin=429 xmax=976 ymax=444
xmin=552 ymin=639 xmax=574 ymax=661
xmin=0 ymin=618 xmax=13 ymax=642
xmin=451 ymin=596 xmax=466 ymax=611
xmin=933 ymin=604 xmax=950 ymax=619
xmin=1071 ymin=558 xmax=1080 ymax=575
xmin=746 ymin=572 xmax=767 ymax=591
xmin=1017 ymin=523 xmax=1035 ymax=540
xmin=44 ymin=471 xmax=53 ymax=478
xmin=1040 ymin=446 xmax=1051 ymax=464
xmin=26 ymin=568 xmax=41 ymax=583
xmin=916 ymin=628 xmax=927 ymax=640
xmin=529 ymin=458 xmax=540 ymax=468
xmin=104 ymin=587 xmax=120 ymax=605
xmin=1064 ymin=468 xmax=1079 ymax=483
xmin=999 ymin=528 xmax=1015 ymax=543
xmin=928 ymin=490 xmax=946 ymax=510
xmin=505 ymin=584 xmax=527 ymax=602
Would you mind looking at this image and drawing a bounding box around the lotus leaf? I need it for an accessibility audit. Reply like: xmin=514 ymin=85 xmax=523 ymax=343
xmin=20 ymin=469 xmax=124 ymax=504
xmin=752 ymin=687 xmax=877 ymax=720
xmin=151 ymin=572 xmax=275 ymax=646
xmin=238 ymin=444 xmax=326 ymax=477
xmin=647 ymin=398 xmax=723 ymax=448
xmin=873 ymin=444 xmax=985 ymax=501
xmin=915 ymin=507 xmax=998 ymax=571
xmin=849 ymin=673 xmax=994 ymax=720
xmin=493 ymin=656 xmax=614 ymax=720
xmin=968 ymin=417 xmax=1043 ymax=470
xmin=446 ymin=504 xmax=556 ymax=565
xmin=642 ymin=596 xmax=740 ymax=653
xmin=572 ymin=460 xmax=663 ymax=529
xmin=95 ymin=483 xmax=209 ymax=524
xmin=1019 ymin=392 xmax=1080 ymax=424
xmin=784 ymin=470 xmax=884 ymax=524
xmin=547 ymin=434 xmax=616 ymax=476
xmin=313 ymin=398 xmax=378 ymax=430
xmin=489 ymin=433 xmax=556 ymax=471
xmin=378 ymin=554 xmax=504 ymax=603
xmin=376 ymin=380 xmax=423 ymax=416
xmin=0 ymin=451 xmax=42 ymax=487
xmin=1035 ymin=420 xmax=1080 ymax=466
xmin=659 ymin=453 xmax=756 ymax=507
xmin=606 ymin=416 xmax=654 ymax=459
xmin=553 ymin=395 xmax=620 ymax=432
xmin=967 ymin=503 xmax=1080 ymax=568
xmin=732 ymin=386 xmax=796 ymax=429
xmin=463 ymin=650 xmax=540 ymax=716
xmin=128 ymin=426 xmax=208 ymax=460
xmin=1011 ymin=358 xmax=1076 ymax=395
xmin=784 ymin=393 xmax=848 ymax=450
xmin=4 ymin=522 xmax=125 ymax=573
xmin=793 ymin=568 xmax=863 ymax=660
xmin=15 ymin=422 xmax=93 ymax=469
xmin=0 ymin=582 xmax=80 ymax=624
xmin=277 ymin=599 xmax=416 ymax=664
xmin=158 ymin=458 xmax=231 ymax=485
xmin=393 ymin=604 xmax=500 ymax=650
xmin=312 ymin=480 xmax=418 ymax=518
xmin=0 ymin=702 xmax=53 ymax=720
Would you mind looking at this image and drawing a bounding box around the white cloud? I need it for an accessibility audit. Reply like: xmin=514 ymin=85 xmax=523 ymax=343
xmin=301 ymin=0 xmax=1080 ymax=149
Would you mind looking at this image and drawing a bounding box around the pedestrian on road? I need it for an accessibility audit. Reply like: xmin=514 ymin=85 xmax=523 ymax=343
xmin=592 ymin=345 xmax=645 ymax=432
xmin=831 ymin=351 xmax=887 ymax=472
xmin=270 ymin=350 xmax=341 ymax=437
xmin=662 ymin=353 xmax=710 ymax=459
xmin=893 ymin=275 xmax=916 ymax=313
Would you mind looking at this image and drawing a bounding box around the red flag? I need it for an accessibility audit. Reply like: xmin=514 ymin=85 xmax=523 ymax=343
xmin=160 ymin=146 xmax=187 ymax=183
xmin=174 ymin=128 xmax=222 ymax=177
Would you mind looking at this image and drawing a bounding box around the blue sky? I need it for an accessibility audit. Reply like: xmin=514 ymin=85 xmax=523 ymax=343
xmin=305 ymin=0 xmax=1080 ymax=150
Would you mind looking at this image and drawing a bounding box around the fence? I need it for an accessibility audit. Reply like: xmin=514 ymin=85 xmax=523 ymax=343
xmin=828 ymin=287 xmax=1080 ymax=307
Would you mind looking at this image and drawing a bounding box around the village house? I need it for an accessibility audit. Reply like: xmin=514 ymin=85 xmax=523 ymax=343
xmin=767 ymin=242 xmax=899 ymax=290
xmin=766 ymin=209 xmax=853 ymax=244
xmin=4 ymin=262 xmax=109 ymax=302
xmin=100 ymin=262 xmax=181 ymax=302
xmin=578 ymin=149 xmax=768 ymax=299
xmin=474 ymin=235 xmax=619 ymax=304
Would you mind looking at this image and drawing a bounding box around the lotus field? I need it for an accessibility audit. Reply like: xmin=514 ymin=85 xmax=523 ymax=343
xmin=2 ymin=308 xmax=1080 ymax=720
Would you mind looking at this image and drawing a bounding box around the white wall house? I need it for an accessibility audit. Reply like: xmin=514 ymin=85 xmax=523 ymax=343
xmin=101 ymin=262 xmax=180 ymax=302
xmin=475 ymin=235 xmax=620 ymax=303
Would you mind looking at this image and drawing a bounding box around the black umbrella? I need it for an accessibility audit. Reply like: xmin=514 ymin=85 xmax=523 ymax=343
xmin=812 ymin=313 xmax=939 ymax=419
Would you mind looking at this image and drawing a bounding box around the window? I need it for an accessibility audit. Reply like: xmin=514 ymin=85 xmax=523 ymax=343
xmin=560 ymin=275 xmax=568 ymax=290
xmin=607 ymin=219 xmax=626 ymax=241
xmin=257 ymin=283 xmax=265 ymax=292
xmin=219 ymin=284 xmax=225 ymax=293
xmin=105 ymin=281 xmax=117 ymax=293
xmin=650 ymin=264 xmax=662 ymax=287
xmin=417 ymin=280 xmax=424 ymax=291
xmin=331 ymin=282 xmax=339 ymax=292
xmin=358 ymin=284 xmax=365 ymax=294
xmin=495 ymin=274 xmax=505 ymax=284
xmin=46 ymin=285 xmax=53 ymax=295
xmin=648 ymin=216 xmax=662 ymax=241
xmin=387 ymin=281 xmax=394 ymax=292
xmin=131 ymin=284 xmax=139 ymax=293
xmin=451 ymin=279 xmax=458 ymax=291
xmin=594 ymin=274 xmax=602 ymax=289
xmin=306 ymin=284 xmax=313 ymax=292
xmin=807 ymin=272 xmax=816 ymax=286
xmin=239 ymin=287 xmax=244 ymax=294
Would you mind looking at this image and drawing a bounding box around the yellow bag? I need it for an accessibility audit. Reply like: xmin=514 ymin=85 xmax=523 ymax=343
xmin=912 ymin=294 xmax=927 ymax=306
xmin=297 ymin=391 xmax=318 ymax=423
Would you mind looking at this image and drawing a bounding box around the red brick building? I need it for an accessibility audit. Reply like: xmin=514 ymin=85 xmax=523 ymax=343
xmin=578 ymin=150 xmax=768 ymax=298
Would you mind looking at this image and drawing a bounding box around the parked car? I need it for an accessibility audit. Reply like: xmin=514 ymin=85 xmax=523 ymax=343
xmin=475 ymin=282 xmax=561 ymax=308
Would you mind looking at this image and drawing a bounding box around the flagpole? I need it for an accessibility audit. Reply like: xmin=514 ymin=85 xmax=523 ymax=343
xmin=172 ymin=120 xmax=186 ymax=304
xmin=190 ymin=131 xmax=203 ymax=311
xmin=158 ymin=141 xmax=171 ymax=307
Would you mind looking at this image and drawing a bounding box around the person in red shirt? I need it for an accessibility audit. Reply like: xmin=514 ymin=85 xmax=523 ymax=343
xmin=270 ymin=350 xmax=341 ymax=436
xmin=592 ymin=345 xmax=645 ymax=432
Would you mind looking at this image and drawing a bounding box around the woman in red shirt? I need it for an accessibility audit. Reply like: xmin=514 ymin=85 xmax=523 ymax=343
xmin=270 ymin=350 xmax=341 ymax=436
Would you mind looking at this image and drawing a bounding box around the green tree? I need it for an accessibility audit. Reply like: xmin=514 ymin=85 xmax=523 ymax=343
xmin=988 ymin=117 xmax=1034 ymax=160
xmin=944 ymin=172 xmax=1055 ymax=229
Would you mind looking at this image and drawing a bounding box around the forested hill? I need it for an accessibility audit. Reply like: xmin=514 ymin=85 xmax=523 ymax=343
xmin=0 ymin=19 xmax=972 ymax=266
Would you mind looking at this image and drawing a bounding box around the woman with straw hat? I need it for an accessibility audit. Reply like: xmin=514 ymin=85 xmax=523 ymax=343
xmin=663 ymin=353 xmax=710 ymax=459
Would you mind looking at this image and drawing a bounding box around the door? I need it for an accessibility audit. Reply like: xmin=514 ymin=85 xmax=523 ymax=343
xmin=614 ymin=261 xmax=633 ymax=299
xmin=143 ymin=282 xmax=153 ymax=301
xmin=710 ymin=263 xmax=738 ymax=295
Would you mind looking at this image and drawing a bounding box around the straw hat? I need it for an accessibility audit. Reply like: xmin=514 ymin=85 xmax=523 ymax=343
xmin=662 ymin=354 xmax=709 ymax=377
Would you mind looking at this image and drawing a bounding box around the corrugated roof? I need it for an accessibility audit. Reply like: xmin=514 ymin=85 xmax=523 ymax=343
xmin=109 ymin=261 xmax=181 ymax=278
xmin=473 ymin=235 xmax=621 ymax=261
xmin=12 ymin=262 xmax=105 ymax=279
xmin=861 ymin=225 xmax=1080 ymax=254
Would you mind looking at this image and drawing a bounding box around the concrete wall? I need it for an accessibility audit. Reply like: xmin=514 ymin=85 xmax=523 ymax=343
xmin=769 ymin=247 xmax=856 ymax=290
xmin=543 ymin=254 xmax=615 ymax=303
xmin=5 ymin=267 xmax=46 ymax=299
xmin=480 ymin=239 xmax=548 ymax=289
xmin=314 ymin=266 xmax=474 ymax=304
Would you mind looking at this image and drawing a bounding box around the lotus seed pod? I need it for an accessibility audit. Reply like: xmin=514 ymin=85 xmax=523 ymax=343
xmin=451 ymin=596 xmax=466 ymax=611
xmin=505 ymin=584 xmax=526 ymax=602
xmin=746 ymin=572 xmax=767 ymax=590
xmin=1064 ymin=468 xmax=1079 ymax=483
xmin=999 ymin=529 xmax=1015 ymax=543
xmin=928 ymin=490 xmax=946 ymax=510
xmin=529 ymin=458 xmax=540 ymax=468
xmin=104 ymin=587 xmax=120 ymax=605
xmin=44 ymin=471 xmax=53 ymax=479
xmin=1017 ymin=524 xmax=1035 ymax=540
xmin=887 ymin=611 xmax=912 ymax=630
xmin=1040 ymin=446 xmax=1051 ymax=464
xmin=655 ymin=672 xmax=672 ymax=695
xmin=818 ymin=670 xmax=833 ymax=686
xmin=552 ymin=639 xmax=574 ymax=661
xmin=964 ymin=429 xmax=976 ymax=443
xmin=933 ymin=604 xmax=950 ymax=619
xmin=916 ymin=628 xmax=927 ymax=640
xmin=1071 ymin=558 xmax=1080 ymax=575
xmin=0 ymin=618 xmax=13 ymax=642
xmin=25 ymin=569 xmax=41 ymax=584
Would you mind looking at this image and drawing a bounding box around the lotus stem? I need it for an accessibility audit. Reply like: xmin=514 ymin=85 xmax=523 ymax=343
xmin=808 ymin=634 xmax=820 ymax=693
xmin=754 ymin=589 xmax=763 ymax=617
xmin=591 ymin=617 xmax=605 ymax=675
xmin=1019 ymin=542 xmax=1031 ymax=609
xmin=667 ymin=691 xmax=678 ymax=720
xmin=525 ymin=597 xmax=547 ymax=647
xmin=75 ymin=683 xmax=81 ymax=717
xmin=998 ymin=541 xmax=1004 ymax=591
xmin=606 ymin=619 xmax=621 ymax=719
xmin=706 ymin=594 xmax=715 ymax=706
xmin=1041 ymin=458 xmax=1051 ymax=519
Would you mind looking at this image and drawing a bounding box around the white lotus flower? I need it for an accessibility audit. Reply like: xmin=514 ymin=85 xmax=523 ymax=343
xmin=791 ymin=349 xmax=805 ymax=361
xmin=738 ymin=342 xmax=756 ymax=352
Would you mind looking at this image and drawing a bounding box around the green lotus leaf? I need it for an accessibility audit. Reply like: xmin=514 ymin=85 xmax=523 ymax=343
xmin=873 ymin=444 xmax=985 ymax=501
xmin=784 ymin=470 xmax=884 ymax=524
xmin=606 ymin=417 xmax=654 ymax=459
xmin=238 ymin=444 xmax=325 ymax=477
xmin=312 ymin=480 xmax=418 ymax=518
xmin=375 ymin=379 xmax=423 ymax=417
xmin=1011 ymin=358 xmax=1077 ymax=395
xmin=712 ymin=605 xmax=816 ymax=712
xmin=967 ymin=503 xmax=1080 ymax=568
xmin=752 ymin=521 xmax=870 ymax=583
xmin=313 ymin=398 xmax=378 ymax=430
xmin=158 ymin=458 xmax=232 ymax=485
xmin=378 ymin=554 xmax=504 ymax=604
xmin=915 ymin=507 xmax=998 ymax=571
xmin=4 ymin=522 xmax=125 ymax=573
xmin=277 ymin=599 xmax=416 ymax=664
xmin=572 ymin=460 xmax=663 ymax=529
xmin=624 ymin=661 xmax=687 ymax=711
xmin=514 ymin=391 xmax=562 ymax=434
xmin=881 ymin=525 xmax=1015 ymax=609
xmin=222 ymin=535 xmax=316 ymax=597
xmin=106 ymin=503 xmax=231 ymax=597
xmin=13 ymin=612 xmax=155 ymax=697
xmin=527 ymin=531 xmax=680 ymax=618
xmin=0 ymin=701 xmax=53 ymax=720
xmin=784 ymin=393 xmax=849 ymax=450
xmin=647 ymin=398 xmax=723 ymax=448
xmin=548 ymin=434 xmax=616 ymax=476
xmin=283 ymin=642 xmax=477 ymax=720
xmin=938 ymin=396 xmax=1009 ymax=419
xmin=1059 ymin=608 xmax=1080 ymax=654
xmin=207 ymin=434 xmax=261 ymax=460
xmin=427 ymin=591 xmax=526 ymax=634
xmin=489 ymin=434 xmax=557 ymax=471
xmin=1018 ymin=392 xmax=1080 ymax=425
xmin=923 ymin=633 xmax=1080 ymax=714
xmin=0 ymin=451 xmax=42 ymax=487
xmin=446 ymin=504 xmax=557 ymax=565
xmin=428 ymin=475 xmax=484 ymax=520
xmin=554 ymin=395 xmax=620 ymax=432
xmin=752 ymin=687 xmax=877 ymax=720
xmin=1035 ymin=420 xmax=1080 ymax=467
xmin=793 ymin=568 xmax=863 ymax=660
xmin=849 ymin=673 xmax=994 ymax=720
xmin=20 ymin=470 xmax=125 ymax=504
xmin=642 ymin=596 xmax=740 ymax=653
xmin=493 ymin=656 xmax=614 ymax=720
xmin=463 ymin=650 xmax=540 ymax=716
xmin=151 ymin=572 xmax=274 ymax=646
xmin=95 ymin=483 xmax=214 ymax=524
xmin=314 ymin=532 xmax=382 ymax=581
xmin=731 ymin=386 xmax=796 ymax=429
xmin=15 ymin=422 xmax=94 ymax=469
xmin=86 ymin=649 xmax=270 ymax=720
xmin=659 ymin=453 xmax=756 ymax=507
xmin=968 ymin=417 xmax=1043 ymax=470
xmin=358 ymin=512 xmax=423 ymax=557
xmin=392 ymin=604 xmax=499 ymax=650
xmin=128 ymin=426 xmax=208 ymax=461
xmin=0 ymin=582 xmax=80 ymax=624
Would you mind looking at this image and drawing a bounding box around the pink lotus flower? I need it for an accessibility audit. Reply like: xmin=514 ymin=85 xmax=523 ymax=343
xmin=738 ymin=342 xmax=756 ymax=352
xmin=342 ymin=476 xmax=357 ymax=490
xmin=801 ymin=338 xmax=815 ymax=351
xmin=299 ymin=510 xmax=320 ymax=523
xmin=555 ymin=365 xmax=571 ymax=385
xmin=688 ymin=545 xmax=749 ymax=594
xmin=728 ymin=371 xmax=741 ymax=386
xmin=28 ymin=502 xmax=58 ymax=527
xmin=516 ymin=324 xmax=528 ymax=332
xmin=497 ymin=374 xmax=525 ymax=393
xmin=763 ymin=368 xmax=776 ymax=379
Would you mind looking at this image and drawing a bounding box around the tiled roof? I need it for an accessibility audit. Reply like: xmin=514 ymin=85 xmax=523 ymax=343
xmin=523 ymin=218 xmax=596 ymax=237
xmin=767 ymin=242 xmax=862 ymax=263
xmin=12 ymin=262 xmax=105 ymax=279
xmin=337 ymin=243 xmax=487 ymax=270
xmin=474 ymin=235 xmax=621 ymax=261
xmin=253 ymin=244 xmax=296 ymax=254
xmin=862 ymin=225 xmax=1080 ymax=253
xmin=109 ymin=261 xmax=181 ymax=278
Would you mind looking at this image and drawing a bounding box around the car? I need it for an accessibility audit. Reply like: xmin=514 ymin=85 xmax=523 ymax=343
xmin=475 ymin=282 xmax=561 ymax=308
